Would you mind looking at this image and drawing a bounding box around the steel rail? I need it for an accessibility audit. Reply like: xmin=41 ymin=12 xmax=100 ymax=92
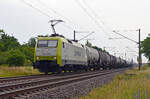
xmin=0 ymin=70 xmax=110 ymax=84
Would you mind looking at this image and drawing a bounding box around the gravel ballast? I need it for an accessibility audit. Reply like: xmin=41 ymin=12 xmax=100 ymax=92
xmin=20 ymin=71 xmax=124 ymax=99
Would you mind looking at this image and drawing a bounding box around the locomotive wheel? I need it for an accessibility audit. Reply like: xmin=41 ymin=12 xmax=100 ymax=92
xmin=85 ymin=67 xmax=89 ymax=71
xmin=44 ymin=72 xmax=48 ymax=75
xmin=57 ymin=69 xmax=62 ymax=74
xmin=103 ymin=67 xmax=106 ymax=70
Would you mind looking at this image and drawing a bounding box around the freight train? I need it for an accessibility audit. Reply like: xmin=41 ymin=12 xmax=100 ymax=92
xmin=33 ymin=34 xmax=133 ymax=74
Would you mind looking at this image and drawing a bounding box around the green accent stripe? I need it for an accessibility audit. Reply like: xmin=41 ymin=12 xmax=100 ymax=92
xmin=37 ymin=56 xmax=56 ymax=60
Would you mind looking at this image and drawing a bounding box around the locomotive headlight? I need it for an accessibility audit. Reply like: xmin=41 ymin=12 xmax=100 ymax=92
xmin=53 ymin=56 xmax=57 ymax=60
xmin=37 ymin=57 xmax=39 ymax=60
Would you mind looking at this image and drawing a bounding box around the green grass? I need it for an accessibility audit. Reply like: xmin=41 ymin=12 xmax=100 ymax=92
xmin=0 ymin=66 xmax=42 ymax=77
xmin=79 ymin=65 xmax=150 ymax=99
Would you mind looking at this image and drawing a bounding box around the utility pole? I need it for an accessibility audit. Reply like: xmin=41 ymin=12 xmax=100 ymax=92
xmin=74 ymin=30 xmax=76 ymax=41
xmin=73 ymin=31 xmax=94 ymax=42
xmin=103 ymin=47 xmax=106 ymax=51
xmin=138 ymin=29 xmax=142 ymax=70
xmin=113 ymin=29 xmax=142 ymax=70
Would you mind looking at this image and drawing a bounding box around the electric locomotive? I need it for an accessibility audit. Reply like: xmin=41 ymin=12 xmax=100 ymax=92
xmin=33 ymin=34 xmax=88 ymax=74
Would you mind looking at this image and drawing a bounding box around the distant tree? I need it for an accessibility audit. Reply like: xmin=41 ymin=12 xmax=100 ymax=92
xmin=85 ymin=40 xmax=109 ymax=54
xmin=7 ymin=49 xmax=25 ymax=66
xmin=0 ymin=51 xmax=8 ymax=65
xmin=0 ymin=29 xmax=4 ymax=39
xmin=92 ymin=46 xmax=109 ymax=53
xmin=27 ymin=37 xmax=36 ymax=47
xmin=0 ymin=33 xmax=20 ymax=51
xmin=19 ymin=46 xmax=34 ymax=63
xmin=92 ymin=46 xmax=103 ymax=51
xmin=85 ymin=40 xmax=92 ymax=47
xmin=0 ymin=29 xmax=5 ymax=33
xmin=0 ymin=30 xmax=36 ymax=66
xmin=141 ymin=34 xmax=150 ymax=61
xmin=0 ymin=30 xmax=5 ymax=50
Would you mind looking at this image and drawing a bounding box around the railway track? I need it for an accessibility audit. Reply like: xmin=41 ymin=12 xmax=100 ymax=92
xmin=0 ymin=74 xmax=47 ymax=83
xmin=0 ymin=68 xmax=129 ymax=99
xmin=0 ymin=71 xmax=94 ymax=84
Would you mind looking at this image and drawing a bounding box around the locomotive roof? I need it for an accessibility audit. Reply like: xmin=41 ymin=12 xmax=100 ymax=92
xmin=37 ymin=36 xmax=68 ymax=42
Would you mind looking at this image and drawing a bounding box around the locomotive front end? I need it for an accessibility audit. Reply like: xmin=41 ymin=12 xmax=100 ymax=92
xmin=33 ymin=37 xmax=63 ymax=74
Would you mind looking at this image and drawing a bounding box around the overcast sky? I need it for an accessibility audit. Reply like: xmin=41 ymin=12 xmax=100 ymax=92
xmin=0 ymin=0 xmax=149 ymax=63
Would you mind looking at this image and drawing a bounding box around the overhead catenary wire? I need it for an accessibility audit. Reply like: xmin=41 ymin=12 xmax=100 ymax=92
xmin=75 ymin=0 xmax=121 ymax=58
xmin=75 ymin=0 xmax=122 ymax=43
xmin=82 ymin=0 xmax=135 ymax=42
xmin=36 ymin=0 xmax=63 ymax=18
xmin=36 ymin=0 xmax=73 ymax=30
xmin=113 ymin=31 xmax=138 ymax=44
xmin=126 ymin=46 xmax=138 ymax=54
xmin=82 ymin=0 xmax=106 ymax=28
xmin=21 ymin=0 xmax=53 ymax=19
xmin=81 ymin=1 xmax=124 ymax=42
xmin=81 ymin=1 xmax=131 ymax=41
xmin=20 ymin=0 xmax=75 ymax=38
xmin=19 ymin=0 xmax=56 ymax=40
xmin=21 ymin=0 xmax=73 ymax=29
xmin=36 ymin=0 xmax=89 ymax=31
xmin=20 ymin=0 xmax=65 ymax=39
xmin=78 ymin=32 xmax=94 ymax=41
xmin=82 ymin=0 xmax=117 ymax=35
xmin=74 ymin=0 xmax=108 ymax=36
xmin=80 ymin=0 xmax=128 ymax=56
xmin=36 ymin=0 xmax=97 ymax=40
xmin=20 ymin=0 xmax=94 ymax=42
xmin=75 ymin=0 xmax=116 ymax=50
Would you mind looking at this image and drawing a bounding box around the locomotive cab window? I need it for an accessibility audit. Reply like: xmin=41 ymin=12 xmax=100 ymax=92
xmin=38 ymin=40 xmax=58 ymax=47
xmin=48 ymin=40 xmax=58 ymax=47
xmin=38 ymin=40 xmax=47 ymax=47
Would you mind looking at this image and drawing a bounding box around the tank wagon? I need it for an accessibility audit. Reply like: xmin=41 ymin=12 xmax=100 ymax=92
xmin=33 ymin=34 xmax=132 ymax=74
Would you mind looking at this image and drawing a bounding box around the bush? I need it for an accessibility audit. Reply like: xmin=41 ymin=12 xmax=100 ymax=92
xmin=0 ymin=51 xmax=8 ymax=65
xmin=7 ymin=50 xmax=25 ymax=66
xmin=24 ymin=59 xmax=32 ymax=66
xmin=19 ymin=46 xmax=34 ymax=63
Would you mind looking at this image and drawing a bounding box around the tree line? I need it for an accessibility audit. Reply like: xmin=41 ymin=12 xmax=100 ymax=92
xmin=85 ymin=40 xmax=109 ymax=54
xmin=0 ymin=30 xmax=36 ymax=66
xmin=141 ymin=34 xmax=150 ymax=62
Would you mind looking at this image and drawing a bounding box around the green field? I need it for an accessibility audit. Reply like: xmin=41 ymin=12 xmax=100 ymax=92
xmin=0 ymin=66 xmax=42 ymax=77
xmin=79 ymin=65 xmax=150 ymax=99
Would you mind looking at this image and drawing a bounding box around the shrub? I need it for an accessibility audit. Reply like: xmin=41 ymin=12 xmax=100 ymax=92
xmin=7 ymin=49 xmax=25 ymax=66
xmin=0 ymin=51 xmax=8 ymax=65
xmin=19 ymin=46 xmax=34 ymax=63
xmin=24 ymin=59 xmax=32 ymax=66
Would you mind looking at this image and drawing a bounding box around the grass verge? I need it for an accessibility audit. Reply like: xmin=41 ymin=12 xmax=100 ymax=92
xmin=0 ymin=66 xmax=42 ymax=77
xmin=79 ymin=65 xmax=150 ymax=99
